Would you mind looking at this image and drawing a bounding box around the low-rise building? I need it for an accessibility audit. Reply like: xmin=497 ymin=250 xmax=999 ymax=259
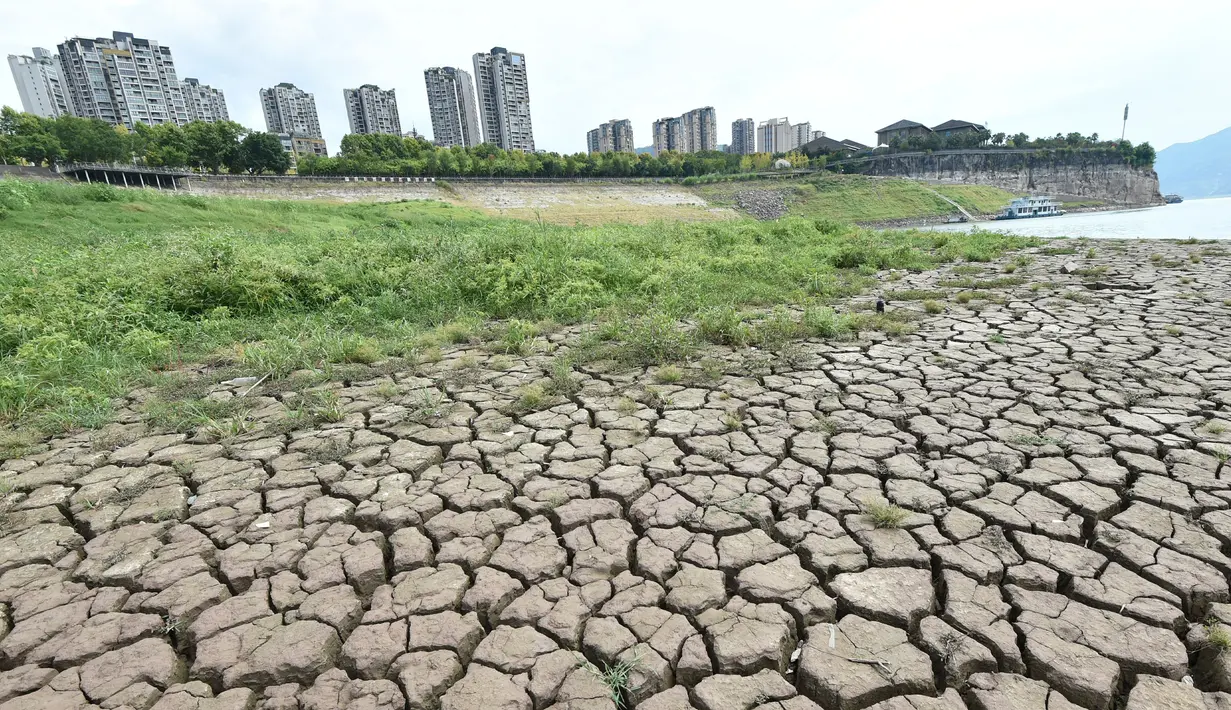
xmin=931 ymin=119 xmax=985 ymax=138
xmin=875 ymin=119 xmax=932 ymax=146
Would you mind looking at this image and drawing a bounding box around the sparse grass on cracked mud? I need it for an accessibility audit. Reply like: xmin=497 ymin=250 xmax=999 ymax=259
xmin=0 ymin=177 xmax=1034 ymax=438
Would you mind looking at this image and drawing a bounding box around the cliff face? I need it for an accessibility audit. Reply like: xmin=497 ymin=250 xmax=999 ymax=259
xmin=847 ymin=151 xmax=1163 ymax=205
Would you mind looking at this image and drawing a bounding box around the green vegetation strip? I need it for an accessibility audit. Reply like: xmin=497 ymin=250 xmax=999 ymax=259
xmin=0 ymin=178 xmax=1034 ymax=437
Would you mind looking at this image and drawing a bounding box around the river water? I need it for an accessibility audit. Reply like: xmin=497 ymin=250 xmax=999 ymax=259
xmin=929 ymin=195 xmax=1231 ymax=240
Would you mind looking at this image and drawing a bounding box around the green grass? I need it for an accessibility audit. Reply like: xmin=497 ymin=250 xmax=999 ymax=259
xmin=932 ymin=184 xmax=1020 ymax=215
xmin=863 ymin=501 xmax=910 ymax=529
xmin=0 ymin=177 xmax=1034 ymax=439
xmin=695 ymin=176 xmax=1016 ymax=224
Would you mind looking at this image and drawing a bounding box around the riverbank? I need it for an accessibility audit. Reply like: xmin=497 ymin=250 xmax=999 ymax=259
xmin=1 ymin=231 xmax=1227 ymax=709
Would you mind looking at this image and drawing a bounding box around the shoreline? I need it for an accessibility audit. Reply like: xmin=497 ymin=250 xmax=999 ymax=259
xmin=859 ymin=201 xmax=1166 ymax=230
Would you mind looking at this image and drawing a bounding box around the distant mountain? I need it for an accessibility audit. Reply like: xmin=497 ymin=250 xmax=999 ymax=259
xmin=635 ymin=146 xmax=654 ymax=155
xmin=1155 ymin=126 xmax=1231 ymax=198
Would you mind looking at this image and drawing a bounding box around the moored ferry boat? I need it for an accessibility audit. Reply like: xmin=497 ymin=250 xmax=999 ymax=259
xmin=994 ymin=196 xmax=1064 ymax=220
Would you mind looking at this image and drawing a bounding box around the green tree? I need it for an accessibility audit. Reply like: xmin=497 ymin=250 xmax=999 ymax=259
xmin=991 ymin=132 xmax=1006 ymax=146
xmin=184 ymin=120 xmax=245 ymax=173
xmin=49 ymin=116 xmax=126 ymax=163
xmin=137 ymin=123 xmax=190 ymax=168
xmin=0 ymin=108 xmax=62 ymax=167
xmin=237 ymin=132 xmax=291 ymax=175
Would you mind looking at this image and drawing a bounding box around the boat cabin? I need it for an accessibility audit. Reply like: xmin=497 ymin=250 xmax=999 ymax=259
xmin=1002 ymin=196 xmax=1061 ymax=218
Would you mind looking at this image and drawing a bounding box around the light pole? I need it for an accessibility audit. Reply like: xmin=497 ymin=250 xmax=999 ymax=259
xmin=1120 ymin=104 xmax=1129 ymax=142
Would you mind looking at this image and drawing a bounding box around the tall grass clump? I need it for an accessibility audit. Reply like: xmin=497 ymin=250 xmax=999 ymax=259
xmin=0 ymin=177 xmax=1033 ymax=435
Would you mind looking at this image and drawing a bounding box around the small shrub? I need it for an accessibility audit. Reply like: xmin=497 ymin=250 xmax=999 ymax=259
xmin=922 ymin=300 xmax=944 ymax=314
xmin=955 ymin=292 xmax=973 ymax=304
xmin=1201 ymin=421 xmax=1228 ymax=435
xmin=1085 ymin=248 xmax=1096 ymax=259
xmin=653 ymin=366 xmax=683 ymax=385
xmin=698 ymin=306 xmax=753 ymax=346
xmin=988 ymin=332 xmax=1005 ymax=344
xmin=1206 ymin=622 xmax=1231 ymax=654
xmin=1003 ymin=263 xmax=1017 ymax=274
xmin=863 ymin=501 xmax=910 ymax=529
xmin=801 ymin=306 xmax=854 ymax=339
xmin=1150 ymin=254 xmax=1163 ymax=263
xmin=512 ymin=384 xmax=549 ymax=413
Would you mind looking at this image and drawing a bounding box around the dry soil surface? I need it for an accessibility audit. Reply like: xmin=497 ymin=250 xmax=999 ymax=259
xmin=2 ymin=240 xmax=1231 ymax=710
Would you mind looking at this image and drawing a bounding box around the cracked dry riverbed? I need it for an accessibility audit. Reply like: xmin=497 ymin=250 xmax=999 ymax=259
xmin=2 ymin=240 xmax=1231 ymax=710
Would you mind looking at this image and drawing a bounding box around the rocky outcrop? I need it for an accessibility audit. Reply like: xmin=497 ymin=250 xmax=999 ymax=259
xmin=847 ymin=150 xmax=1163 ymax=205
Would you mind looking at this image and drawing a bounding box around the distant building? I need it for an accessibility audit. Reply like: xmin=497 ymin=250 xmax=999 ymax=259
xmin=790 ymin=122 xmax=811 ymax=150
xmin=757 ymin=117 xmax=791 ymax=153
xmin=800 ymin=135 xmax=869 ymax=158
xmin=424 ymin=66 xmax=481 ymax=148
xmin=57 ymin=32 xmax=189 ymax=128
xmin=810 ymin=129 xmax=826 ymax=142
xmin=343 ymin=84 xmax=401 ymax=136
xmin=931 ymin=119 xmax=985 ymax=138
xmin=7 ymin=47 xmax=71 ymax=118
xmin=730 ymin=118 xmax=755 ymax=155
xmin=181 ymin=78 xmax=229 ymax=123
xmin=651 ymin=117 xmax=672 ymax=156
xmin=472 ymin=47 xmax=535 ymax=151
xmin=261 ymin=83 xmax=322 ymax=139
xmin=651 ymin=106 xmax=717 ymax=154
xmin=587 ymin=118 xmax=634 ymax=153
xmin=277 ymin=132 xmax=328 ymax=168
xmin=875 ymin=119 xmax=932 ymax=146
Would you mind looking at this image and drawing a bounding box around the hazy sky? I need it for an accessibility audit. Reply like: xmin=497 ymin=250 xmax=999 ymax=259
xmin=4 ymin=0 xmax=1227 ymax=155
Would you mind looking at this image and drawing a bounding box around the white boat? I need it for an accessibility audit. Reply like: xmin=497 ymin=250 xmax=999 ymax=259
xmin=994 ymin=196 xmax=1065 ymax=220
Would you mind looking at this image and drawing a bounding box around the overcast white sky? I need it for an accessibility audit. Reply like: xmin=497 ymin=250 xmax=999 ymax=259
xmin=3 ymin=0 xmax=1227 ymax=155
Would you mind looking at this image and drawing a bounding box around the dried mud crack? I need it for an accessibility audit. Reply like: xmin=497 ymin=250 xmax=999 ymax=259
xmin=1 ymin=240 xmax=1230 ymax=710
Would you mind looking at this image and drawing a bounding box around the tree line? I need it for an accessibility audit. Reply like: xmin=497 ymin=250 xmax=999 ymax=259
xmin=297 ymin=133 xmax=766 ymax=178
xmin=871 ymin=129 xmax=1156 ymax=168
xmin=0 ymin=107 xmax=292 ymax=174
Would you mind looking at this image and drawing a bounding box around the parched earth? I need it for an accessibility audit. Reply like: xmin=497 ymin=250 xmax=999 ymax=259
xmin=2 ymin=240 xmax=1231 ymax=710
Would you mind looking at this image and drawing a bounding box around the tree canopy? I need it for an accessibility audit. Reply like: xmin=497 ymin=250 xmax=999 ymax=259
xmin=0 ymin=108 xmax=290 ymax=174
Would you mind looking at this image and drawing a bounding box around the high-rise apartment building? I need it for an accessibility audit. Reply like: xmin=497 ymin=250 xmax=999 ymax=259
xmin=343 ymin=84 xmax=401 ymax=136
xmin=651 ymin=107 xmax=717 ymax=154
xmin=472 ymin=47 xmax=535 ymax=152
xmin=681 ymin=107 xmax=717 ymax=153
xmin=586 ymin=119 xmax=634 ymax=154
xmin=57 ymin=32 xmax=189 ymax=128
xmin=181 ymin=78 xmax=229 ymax=123
xmin=260 ymin=83 xmax=323 ymax=139
xmin=757 ymin=117 xmax=812 ymax=153
xmin=791 ymin=122 xmax=812 ymax=150
xmin=651 ymin=118 xmax=673 ymax=156
xmin=424 ymin=67 xmax=482 ymax=148
xmin=8 ymin=48 xmax=71 ymax=118
xmin=730 ymin=118 xmax=755 ymax=155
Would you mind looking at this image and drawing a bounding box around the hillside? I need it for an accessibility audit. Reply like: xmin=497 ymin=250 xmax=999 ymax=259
xmin=1156 ymin=126 xmax=1231 ymax=198
xmin=0 ymin=177 xmax=1030 ymax=436
xmin=694 ymin=176 xmax=1017 ymax=223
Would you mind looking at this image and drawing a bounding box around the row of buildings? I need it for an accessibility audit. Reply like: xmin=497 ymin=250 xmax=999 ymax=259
xmin=422 ymin=48 xmax=535 ymax=152
xmin=8 ymin=34 xmax=229 ymax=128
xmin=581 ymin=113 xmax=853 ymax=158
xmin=8 ymin=33 xmax=538 ymax=158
